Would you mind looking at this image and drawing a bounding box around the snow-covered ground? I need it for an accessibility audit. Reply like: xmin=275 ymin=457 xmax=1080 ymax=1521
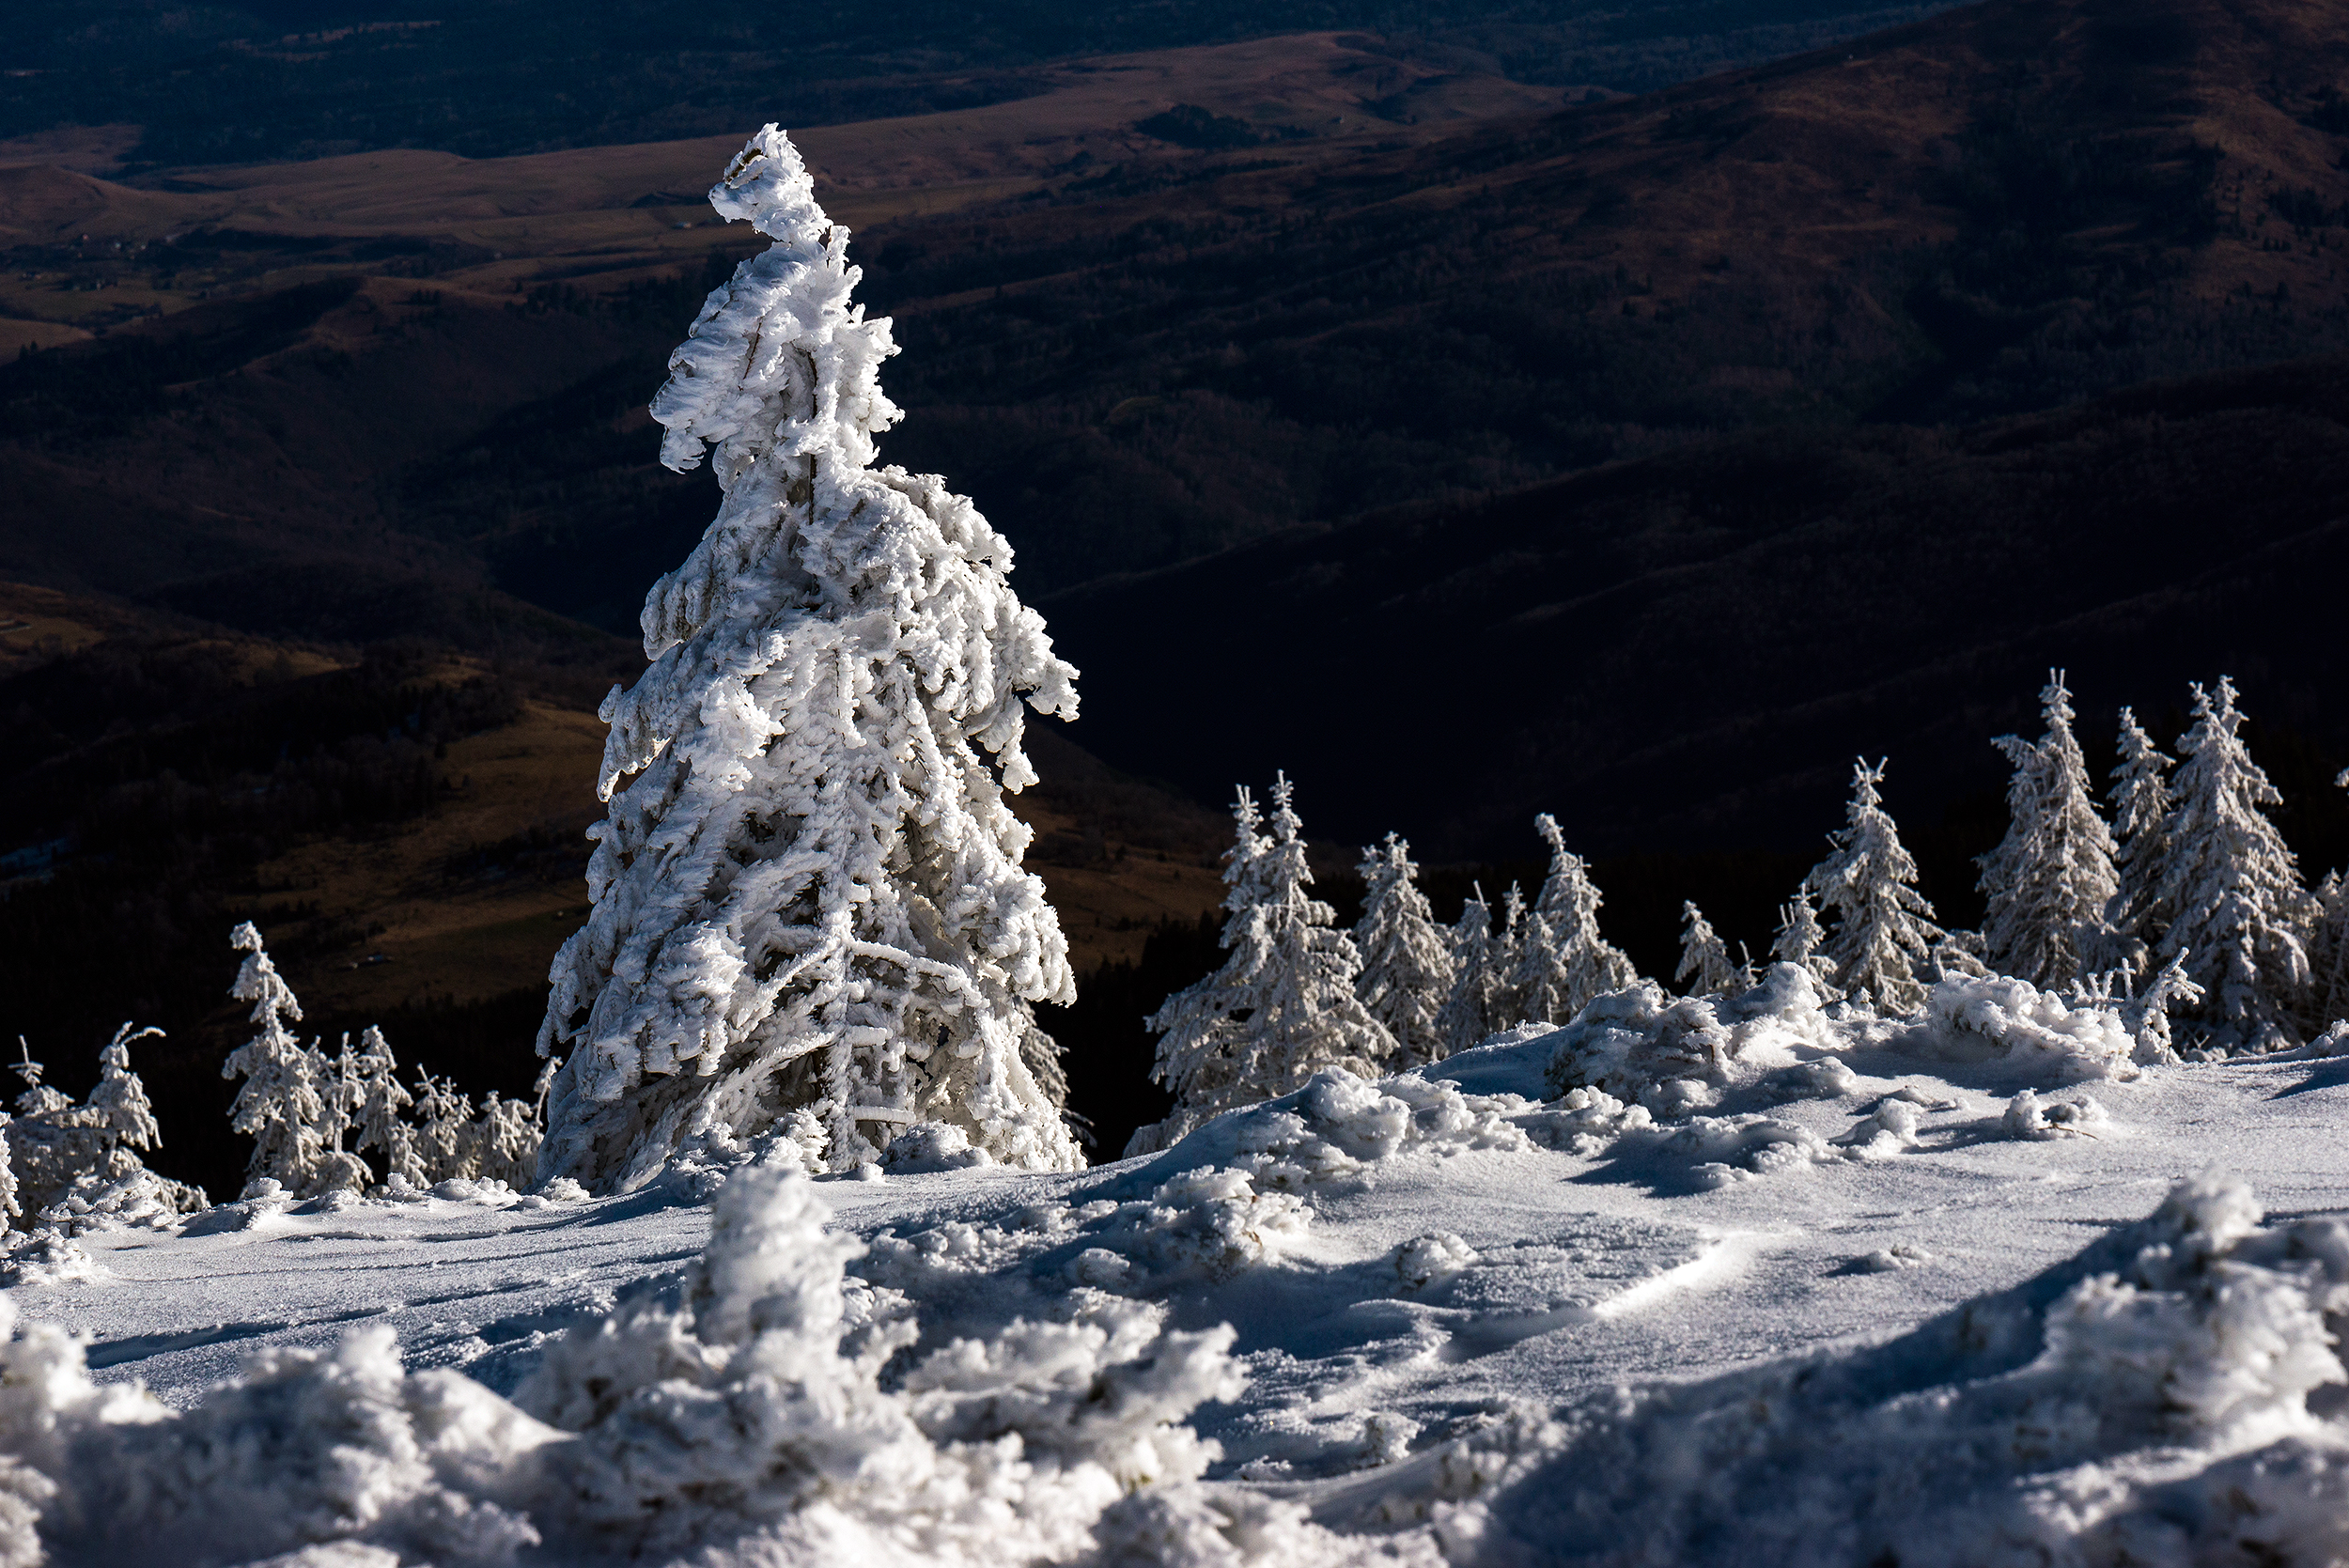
xmin=13 ymin=975 xmax=2349 ymax=1565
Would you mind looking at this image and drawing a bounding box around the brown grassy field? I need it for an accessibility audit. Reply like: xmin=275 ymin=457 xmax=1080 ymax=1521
xmin=0 ymin=30 xmax=1564 ymax=337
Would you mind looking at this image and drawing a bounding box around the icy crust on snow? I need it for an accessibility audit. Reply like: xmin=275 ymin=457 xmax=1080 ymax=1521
xmin=0 ymin=1163 xmax=1291 ymax=1568
xmin=1446 ymin=1172 xmax=2349 ymax=1568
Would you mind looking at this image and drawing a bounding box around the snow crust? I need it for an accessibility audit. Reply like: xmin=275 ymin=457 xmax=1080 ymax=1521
xmin=10 ymin=975 xmax=2349 ymax=1566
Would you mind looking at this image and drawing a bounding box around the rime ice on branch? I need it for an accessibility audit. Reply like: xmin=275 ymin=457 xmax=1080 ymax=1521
xmin=537 ymin=127 xmax=1081 ymax=1189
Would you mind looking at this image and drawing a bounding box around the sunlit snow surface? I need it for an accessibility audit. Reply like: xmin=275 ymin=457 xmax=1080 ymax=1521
xmin=22 ymin=1021 xmax=2349 ymax=1565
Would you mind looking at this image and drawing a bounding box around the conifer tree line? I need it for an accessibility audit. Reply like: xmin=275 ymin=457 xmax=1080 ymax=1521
xmin=225 ymin=924 xmax=547 ymax=1199
xmin=1132 ymin=671 xmax=2349 ymax=1149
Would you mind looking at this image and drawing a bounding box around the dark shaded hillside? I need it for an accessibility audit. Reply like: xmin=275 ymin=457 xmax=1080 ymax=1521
xmin=7 ymin=0 xmax=2349 ymax=626
xmin=1044 ymin=354 xmax=2349 ymax=863
xmin=865 ymin=0 xmax=2349 ymax=589
xmin=5 ymin=0 xmax=1950 ymax=168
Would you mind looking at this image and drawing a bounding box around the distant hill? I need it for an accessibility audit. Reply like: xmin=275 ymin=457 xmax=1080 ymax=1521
xmin=3 ymin=0 xmax=1951 ymax=168
xmin=865 ymin=0 xmax=2349 ymax=587
xmin=1044 ymin=352 xmax=2349 ymax=866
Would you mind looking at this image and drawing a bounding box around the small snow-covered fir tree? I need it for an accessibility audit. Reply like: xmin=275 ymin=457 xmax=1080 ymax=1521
xmin=2101 ymin=706 xmax=2176 ymax=969
xmin=224 ymin=924 xmax=332 ymax=1197
xmin=1675 ymin=902 xmax=1745 ymax=997
xmin=1805 ymin=760 xmax=1945 ymax=1014
xmin=1435 ymin=887 xmax=1502 ymax=1058
xmin=1128 ymin=787 xmax=1270 ymax=1138
xmin=307 ymin=1037 xmax=370 ymax=1195
xmin=1771 ymin=889 xmax=1838 ymax=988
xmin=413 ymin=1074 xmax=476 ymax=1185
xmin=2313 ymin=867 xmax=2349 ymax=1032
xmin=87 ymin=1023 xmax=161 ymax=1157
xmin=1488 ymin=882 xmax=1529 ymax=1019
xmin=1531 ymin=815 xmax=1637 ymax=1017
xmin=2154 ymin=677 xmax=2318 ymax=1049
xmin=468 ymin=1093 xmax=542 ymax=1188
xmin=1507 ymin=909 xmax=1571 ymax=1027
xmin=1134 ymin=775 xmax=1394 ymax=1152
xmin=1352 ymin=833 xmax=1454 ymax=1068
xmin=1978 ymin=672 xmax=2121 ymax=989
xmin=536 ymin=127 xmax=1081 ymax=1190
xmin=346 ymin=1026 xmax=425 ymax=1188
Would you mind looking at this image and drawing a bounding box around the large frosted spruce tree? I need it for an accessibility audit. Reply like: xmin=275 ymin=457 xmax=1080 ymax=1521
xmin=537 ymin=128 xmax=1081 ymax=1189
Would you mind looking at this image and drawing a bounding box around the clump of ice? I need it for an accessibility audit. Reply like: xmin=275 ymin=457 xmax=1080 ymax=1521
xmin=1452 ymin=1171 xmax=2349 ymax=1566
xmin=1545 ymin=964 xmax=1842 ymax=1113
xmin=1514 ymin=1085 xmax=1654 ymax=1156
xmin=37 ymin=1167 xmax=198 ymax=1236
xmin=1909 ymin=973 xmax=2140 ymax=1081
xmin=1848 ymin=1242 xmax=1934 ymax=1272
xmin=1626 ymin=1112 xmax=1844 ymax=1189
xmin=0 ymin=1233 xmax=95 ymax=1288
xmin=1394 ymin=1233 xmax=1481 ymax=1295
xmin=883 ymin=1122 xmax=994 ymax=1173
xmin=2002 ymin=1087 xmax=2110 ymax=1141
xmin=1843 ymin=1095 xmax=1925 ymax=1157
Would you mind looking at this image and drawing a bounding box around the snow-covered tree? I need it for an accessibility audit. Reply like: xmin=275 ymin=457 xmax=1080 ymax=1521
xmin=2101 ymin=706 xmax=2176 ymax=969
xmin=87 ymin=1023 xmax=161 ymax=1156
xmin=1805 ymin=760 xmax=1945 ymax=1014
xmin=224 ymin=923 xmax=332 ymax=1197
xmin=2314 ymin=868 xmax=2349 ymax=1033
xmin=1435 ymin=886 xmax=1503 ymax=1058
xmin=413 ymin=1074 xmax=476 ymax=1185
xmin=1978 ymin=673 xmax=2121 ymax=989
xmin=1507 ymin=909 xmax=1570 ymax=1028
xmin=1675 ymin=902 xmax=1746 ymax=997
xmin=1133 ymin=775 xmax=1394 ymax=1152
xmin=468 ymin=1093 xmax=542 ymax=1188
xmin=5 ymin=1025 xmax=197 ymax=1221
xmin=1488 ymin=882 xmax=1529 ymax=1018
xmin=2154 ymin=677 xmax=2318 ymax=1050
xmin=1352 ymin=833 xmax=1454 ymax=1068
xmin=535 ymin=126 xmax=1081 ymax=1191
xmin=1530 ymin=815 xmax=1637 ymax=1017
xmin=345 ymin=1027 xmax=425 ymax=1188
xmin=1127 ymin=787 xmax=1269 ymax=1137
xmin=1771 ymin=889 xmax=1838 ymax=988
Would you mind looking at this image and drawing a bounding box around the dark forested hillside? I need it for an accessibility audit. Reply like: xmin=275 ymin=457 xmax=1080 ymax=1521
xmin=1044 ymin=353 xmax=2349 ymax=865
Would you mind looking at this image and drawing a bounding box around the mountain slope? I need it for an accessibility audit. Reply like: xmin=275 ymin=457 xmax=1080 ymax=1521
xmin=1043 ymin=352 xmax=2349 ymax=861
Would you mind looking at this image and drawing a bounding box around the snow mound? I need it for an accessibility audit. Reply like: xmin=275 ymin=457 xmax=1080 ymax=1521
xmin=1908 ymin=973 xmax=2140 ymax=1081
xmin=1544 ymin=964 xmax=1841 ymax=1114
xmin=37 ymin=1166 xmax=201 ymax=1236
xmin=883 ymin=1122 xmax=994 ymax=1173
xmin=1455 ymin=1171 xmax=2349 ymax=1566
xmin=1148 ymin=1066 xmax=1532 ymax=1191
xmin=2002 ymin=1087 xmax=2111 ymax=1141
xmin=0 ymin=1164 xmax=1324 ymax=1567
xmin=1626 ymin=1113 xmax=1843 ymax=1189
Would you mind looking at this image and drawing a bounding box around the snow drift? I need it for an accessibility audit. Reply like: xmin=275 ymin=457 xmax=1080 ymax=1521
xmin=1452 ymin=1171 xmax=2349 ymax=1567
